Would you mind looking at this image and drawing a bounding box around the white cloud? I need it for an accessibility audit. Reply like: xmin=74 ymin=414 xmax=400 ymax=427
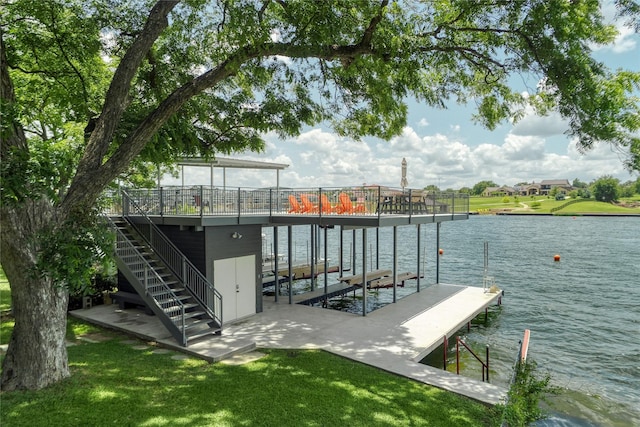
xmin=164 ymin=125 xmax=636 ymax=191
xmin=511 ymin=105 xmax=569 ymax=137
xmin=610 ymin=26 xmax=637 ymax=53
xmin=501 ymin=134 xmax=546 ymax=161
xmin=595 ymin=1 xmax=638 ymax=53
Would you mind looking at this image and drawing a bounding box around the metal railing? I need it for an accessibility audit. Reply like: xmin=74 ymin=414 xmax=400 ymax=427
xmin=104 ymin=186 xmax=469 ymax=218
xmin=456 ymin=336 xmax=490 ymax=382
xmin=105 ymin=215 xmax=187 ymax=344
xmin=120 ymin=190 xmax=223 ymax=328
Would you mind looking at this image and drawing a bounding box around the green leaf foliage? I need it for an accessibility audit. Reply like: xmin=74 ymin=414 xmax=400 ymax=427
xmin=499 ymin=359 xmax=560 ymax=427
xmin=35 ymin=208 xmax=115 ymax=295
xmin=590 ymin=175 xmax=621 ymax=202
xmin=4 ymin=0 xmax=640 ymax=180
xmin=2 ymin=0 xmax=640 ymax=293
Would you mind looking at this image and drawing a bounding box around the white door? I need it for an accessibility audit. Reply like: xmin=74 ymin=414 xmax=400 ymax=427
xmin=213 ymin=255 xmax=256 ymax=322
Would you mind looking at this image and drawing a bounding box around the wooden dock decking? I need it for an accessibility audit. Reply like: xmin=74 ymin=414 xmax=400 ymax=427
xmin=293 ymin=269 xmax=421 ymax=305
xmin=276 ymin=263 xmax=340 ymax=279
xmin=338 ymin=269 xmax=392 ymax=286
xmin=369 ymin=272 xmax=417 ymax=289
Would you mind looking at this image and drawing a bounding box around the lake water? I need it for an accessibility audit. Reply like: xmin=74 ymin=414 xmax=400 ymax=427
xmin=263 ymin=215 xmax=640 ymax=426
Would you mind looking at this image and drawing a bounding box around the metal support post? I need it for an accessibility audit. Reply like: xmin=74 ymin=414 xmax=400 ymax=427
xmin=274 ymin=226 xmax=279 ymax=302
xmin=416 ymin=224 xmax=421 ymax=292
xmin=288 ymin=226 xmax=293 ymax=304
xmin=436 ymin=222 xmax=441 ymax=283
xmin=443 ymin=335 xmax=448 ymax=370
xmin=310 ymin=224 xmax=315 ymax=291
xmin=362 ymin=228 xmax=367 ymax=317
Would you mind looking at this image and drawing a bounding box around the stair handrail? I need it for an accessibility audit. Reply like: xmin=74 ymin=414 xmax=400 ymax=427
xmin=121 ymin=189 xmax=222 ymax=328
xmin=456 ymin=336 xmax=490 ymax=382
xmin=105 ymin=215 xmax=187 ymax=345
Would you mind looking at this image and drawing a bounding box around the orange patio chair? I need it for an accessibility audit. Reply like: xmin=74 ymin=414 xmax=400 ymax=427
xmin=288 ymin=194 xmax=303 ymax=213
xmin=299 ymin=194 xmax=318 ymax=213
xmin=319 ymin=194 xmax=337 ymax=214
xmin=337 ymin=193 xmax=366 ymax=214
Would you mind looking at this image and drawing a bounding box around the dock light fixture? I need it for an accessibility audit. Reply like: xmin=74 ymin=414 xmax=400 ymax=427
xmin=231 ymin=232 xmax=243 ymax=239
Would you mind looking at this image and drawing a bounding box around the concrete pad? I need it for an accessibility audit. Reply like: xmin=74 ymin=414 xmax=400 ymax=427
xmin=70 ymin=283 xmax=507 ymax=405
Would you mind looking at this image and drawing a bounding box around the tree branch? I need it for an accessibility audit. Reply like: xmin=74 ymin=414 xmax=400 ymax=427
xmin=360 ymin=0 xmax=388 ymax=48
xmin=48 ymin=3 xmax=89 ymax=110
xmin=0 ymin=30 xmax=28 ymax=160
xmin=62 ymin=0 xmax=179 ymax=213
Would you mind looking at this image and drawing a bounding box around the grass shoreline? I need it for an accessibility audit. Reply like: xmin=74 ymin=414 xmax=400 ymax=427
xmin=1 ymin=268 xmax=502 ymax=426
xmin=1 ymin=317 xmax=502 ymax=426
xmin=476 ymin=211 xmax=640 ymax=216
xmin=468 ymin=196 xmax=640 ymax=215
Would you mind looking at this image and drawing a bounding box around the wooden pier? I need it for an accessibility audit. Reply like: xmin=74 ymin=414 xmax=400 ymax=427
xmin=338 ymin=269 xmax=392 ymax=286
xmin=276 ymin=263 xmax=340 ymax=279
xmin=294 ymin=269 xmax=421 ymax=305
xmin=369 ymin=272 xmax=418 ymax=289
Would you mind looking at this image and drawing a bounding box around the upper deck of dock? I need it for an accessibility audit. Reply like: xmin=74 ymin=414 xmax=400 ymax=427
xmin=104 ymin=185 xmax=469 ymax=228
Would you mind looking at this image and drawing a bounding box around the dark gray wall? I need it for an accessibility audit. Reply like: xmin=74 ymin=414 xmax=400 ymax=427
xmin=157 ymin=225 xmax=206 ymax=273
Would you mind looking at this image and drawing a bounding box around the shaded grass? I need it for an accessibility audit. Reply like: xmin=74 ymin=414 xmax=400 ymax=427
xmin=1 ymin=313 xmax=106 ymax=346
xmin=1 ymin=324 xmax=501 ymax=426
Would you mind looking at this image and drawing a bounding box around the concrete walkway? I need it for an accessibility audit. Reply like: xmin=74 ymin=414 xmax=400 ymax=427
xmin=71 ymin=283 xmax=507 ymax=405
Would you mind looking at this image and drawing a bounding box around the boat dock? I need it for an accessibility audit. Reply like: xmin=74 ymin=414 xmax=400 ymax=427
xmin=295 ymin=269 xmax=421 ymax=305
xmin=338 ymin=269 xmax=392 ymax=286
xmin=71 ymin=283 xmax=507 ymax=405
xmin=275 ymin=263 xmax=340 ymax=279
xmin=369 ymin=272 xmax=417 ymax=289
xmin=294 ymin=282 xmax=361 ymax=306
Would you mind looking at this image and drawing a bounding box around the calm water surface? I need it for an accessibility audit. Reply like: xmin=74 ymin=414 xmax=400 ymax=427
xmin=264 ymin=216 xmax=640 ymax=426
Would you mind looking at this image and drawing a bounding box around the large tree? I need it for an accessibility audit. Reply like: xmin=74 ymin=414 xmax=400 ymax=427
xmin=1 ymin=0 xmax=639 ymax=391
xmin=472 ymin=180 xmax=499 ymax=196
xmin=591 ymin=175 xmax=622 ymax=202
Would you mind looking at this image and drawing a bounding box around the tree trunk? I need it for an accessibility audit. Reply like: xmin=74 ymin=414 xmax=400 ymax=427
xmin=0 ymin=201 xmax=70 ymax=391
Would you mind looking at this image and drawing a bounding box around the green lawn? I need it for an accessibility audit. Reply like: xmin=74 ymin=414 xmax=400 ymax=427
xmin=468 ymin=196 xmax=640 ymax=215
xmin=0 ymin=319 xmax=501 ymax=427
xmin=0 ymin=267 xmax=499 ymax=426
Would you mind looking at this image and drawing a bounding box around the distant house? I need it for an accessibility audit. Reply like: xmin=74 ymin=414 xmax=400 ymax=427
xmin=518 ymin=183 xmax=541 ymax=196
xmin=516 ymin=180 xmax=572 ymax=196
xmin=539 ymin=179 xmax=572 ymax=195
xmin=483 ymin=186 xmax=516 ymax=197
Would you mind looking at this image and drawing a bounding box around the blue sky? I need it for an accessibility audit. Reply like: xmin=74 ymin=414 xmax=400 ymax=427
xmin=167 ymin=4 xmax=639 ymax=191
